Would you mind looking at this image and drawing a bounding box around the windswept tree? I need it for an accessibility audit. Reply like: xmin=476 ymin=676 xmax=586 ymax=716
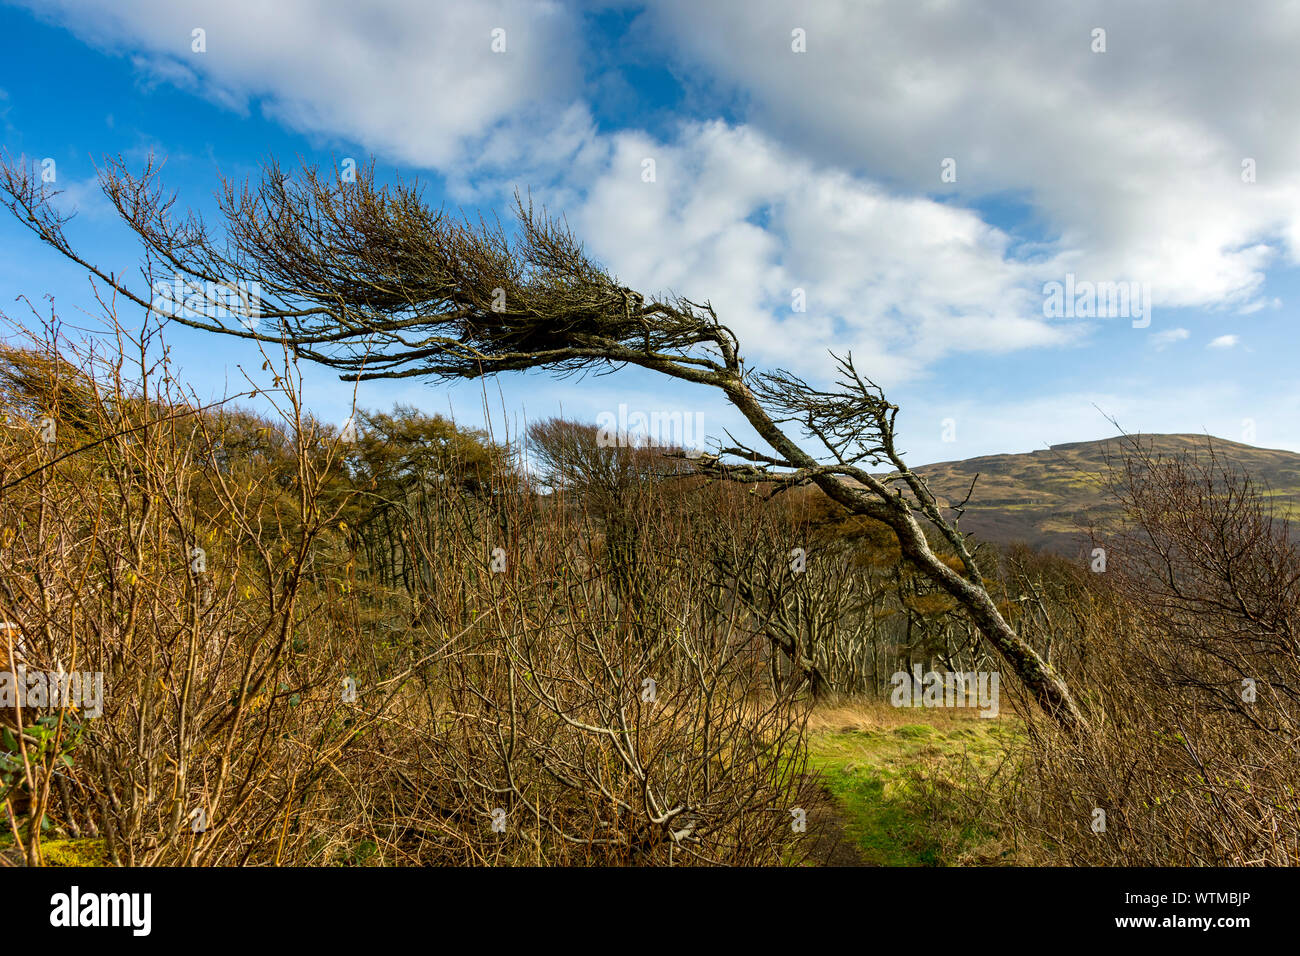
xmin=0 ymin=154 xmax=1087 ymax=731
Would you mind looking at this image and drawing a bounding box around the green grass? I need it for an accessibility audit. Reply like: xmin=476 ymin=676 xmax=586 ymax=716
xmin=807 ymin=708 xmax=1024 ymax=866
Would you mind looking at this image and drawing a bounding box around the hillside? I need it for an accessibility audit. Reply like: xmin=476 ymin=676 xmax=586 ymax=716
xmin=910 ymin=434 xmax=1300 ymax=555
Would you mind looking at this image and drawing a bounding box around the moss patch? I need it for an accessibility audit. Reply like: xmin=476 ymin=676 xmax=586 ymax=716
xmin=40 ymin=838 xmax=111 ymax=866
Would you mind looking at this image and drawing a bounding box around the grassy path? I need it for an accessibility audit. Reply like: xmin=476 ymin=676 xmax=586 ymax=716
xmin=804 ymin=703 xmax=1026 ymax=866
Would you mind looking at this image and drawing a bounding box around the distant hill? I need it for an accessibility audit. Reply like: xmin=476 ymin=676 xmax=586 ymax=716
xmin=909 ymin=434 xmax=1300 ymax=556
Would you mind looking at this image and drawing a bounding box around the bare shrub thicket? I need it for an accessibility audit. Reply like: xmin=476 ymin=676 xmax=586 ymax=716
xmin=525 ymin=417 xmax=1019 ymax=704
xmin=703 ymin=493 xmax=1049 ymax=703
xmin=0 ymin=311 xmax=812 ymax=865
xmin=7 ymin=308 xmax=1295 ymax=867
xmin=1013 ymin=439 xmax=1300 ymax=864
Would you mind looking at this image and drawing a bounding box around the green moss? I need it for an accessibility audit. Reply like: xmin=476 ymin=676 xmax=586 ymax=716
xmin=39 ymin=838 xmax=111 ymax=866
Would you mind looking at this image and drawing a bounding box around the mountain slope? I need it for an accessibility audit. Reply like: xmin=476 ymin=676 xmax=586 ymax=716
xmin=909 ymin=434 xmax=1300 ymax=555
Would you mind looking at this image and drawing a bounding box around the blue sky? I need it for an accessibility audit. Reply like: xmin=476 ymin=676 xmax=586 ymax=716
xmin=2 ymin=0 xmax=1299 ymax=465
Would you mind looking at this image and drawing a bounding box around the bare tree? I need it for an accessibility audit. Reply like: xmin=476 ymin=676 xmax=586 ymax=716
xmin=0 ymin=154 xmax=1086 ymax=731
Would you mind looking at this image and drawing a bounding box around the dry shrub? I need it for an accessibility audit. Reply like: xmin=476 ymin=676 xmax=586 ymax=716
xmin=1013 ymin=438 xmax=1300 ymax=865
xmin=0 ymin=309 xmax=811 ymax=866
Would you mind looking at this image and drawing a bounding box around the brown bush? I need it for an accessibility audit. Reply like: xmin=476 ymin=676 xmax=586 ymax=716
xmin=1012 ymin=437 xmax=1300 ymax=865
xmin=0 ymin=310 xmax=811 ymax=866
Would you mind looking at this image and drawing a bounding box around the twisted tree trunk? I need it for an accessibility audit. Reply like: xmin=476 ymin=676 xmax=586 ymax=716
xmin=720 ymin=379 xmax=1088 ymax=734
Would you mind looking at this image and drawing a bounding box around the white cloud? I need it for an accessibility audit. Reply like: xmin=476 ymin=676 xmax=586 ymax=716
xmin=17 ymin=0 xmax=585 ymax=171
xmin=1208 ymin=334 xmax=1240 ymax=349
xmin=1150 ymin=327 xmax=1189 ymax=350
xmin=555 ymin=121 xmax=1079 ymax=385
xmin=637 ymin=1 xmax=1300 ymax=313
